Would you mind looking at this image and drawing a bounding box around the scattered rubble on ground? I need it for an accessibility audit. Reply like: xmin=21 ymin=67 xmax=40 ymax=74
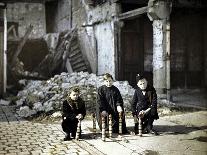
xmin=15 ymin=72 xmax=135 ymax=118
xmin=0 ymin=99 xmax=11 ymax=106
xmin=5 ymin=71 xmax=203 ymax=120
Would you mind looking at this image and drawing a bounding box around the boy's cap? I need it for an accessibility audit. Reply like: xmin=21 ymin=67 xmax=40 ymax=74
xmin=136 ymin=73 xmax=146 ymax=82
xmin=103 ymin=73 xmax=113 ymax=80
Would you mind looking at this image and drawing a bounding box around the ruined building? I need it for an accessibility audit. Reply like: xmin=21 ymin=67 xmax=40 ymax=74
xmin=0 ymin=0 xmax=207 ymax=99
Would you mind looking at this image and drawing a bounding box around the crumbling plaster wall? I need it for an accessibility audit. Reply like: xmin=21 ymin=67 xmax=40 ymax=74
xmin=72 ymin=1 xmax=119 ymax=77
xmin=50 ymin=0 xmax=71 ymax=32
xmin=7 ymin=3 xmax=46 ymax=38
xmin=95 ymin=22 xmax=115 ymax=76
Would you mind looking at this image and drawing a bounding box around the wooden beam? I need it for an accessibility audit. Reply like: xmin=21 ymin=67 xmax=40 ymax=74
xmin=11 ymin=25 xmax=33 ymax=66
xmin=7 ymin=25 xmax=15 ymax=34
xmin=7 ymin=25 xmax=18 ymax=39
xmin=118 ymin=6 xmax=148 ymax=20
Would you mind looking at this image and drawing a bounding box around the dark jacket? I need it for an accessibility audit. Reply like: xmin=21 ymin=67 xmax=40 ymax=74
xmin=131 ymin=85 xmax=159 ymax=119
xmin=62 ymin=97 xmax=86 ymax=121
xmin=97 ymin=85 xmax=123 ymax=114
xmin=96 ymin=85 xmax=127 ymax=133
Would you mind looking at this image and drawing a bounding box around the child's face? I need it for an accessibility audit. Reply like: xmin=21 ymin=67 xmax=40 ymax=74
xmin=69 ymin=91 xmax=79 ymax=100
xmin=137 ymin=78 xmax=148 ymax=90
xmin=104 ymin=77 xmax=113 ymax=87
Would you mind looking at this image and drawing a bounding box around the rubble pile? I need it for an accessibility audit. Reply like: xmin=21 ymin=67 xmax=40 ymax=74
xmin=16 ymin=72 xmax=135 ymax=117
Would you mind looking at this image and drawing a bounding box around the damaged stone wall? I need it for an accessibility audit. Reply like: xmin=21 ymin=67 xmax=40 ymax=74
xmin=46 ymin=0 xmax=72 ymax=33
xmin=51 ymin=0 xmax=117 ymax=76
xmin=43 ymin=0 xmax=121 ymax=77
xmin=7 ymin=3 xmax=46 ymax=38
xmin=72 ymin=1 xmax=120 ymax=77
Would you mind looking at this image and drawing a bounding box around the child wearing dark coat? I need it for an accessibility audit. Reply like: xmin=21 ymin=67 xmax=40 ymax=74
xmin=131 ymin=74 xmax=159 ymax=135
xmin=62 ymin=87 xmax=86 ymax=141
xmin=96 ymin=73 xmax=128 ymax=134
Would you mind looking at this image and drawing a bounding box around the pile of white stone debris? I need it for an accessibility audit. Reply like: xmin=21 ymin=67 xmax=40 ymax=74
xmin=15 ymin=72 xmax=135 ymax=117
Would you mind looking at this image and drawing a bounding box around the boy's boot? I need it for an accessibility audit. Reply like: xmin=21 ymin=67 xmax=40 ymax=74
xmin=134 ymin=123 xmax=138 ymax=134
xmin=64 ymin=134 xmax=71 ymax=141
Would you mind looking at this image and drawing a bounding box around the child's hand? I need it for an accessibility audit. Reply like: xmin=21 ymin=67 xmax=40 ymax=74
xmin=76 ymin=114 xmax=83 ymax=120
xmin=101 ymin=111 xmax=108 ymax=117
xmin=138 ymin=110 xmax=145 ymax=118
xmin=117 ymin=106 xmax=123 ymax=113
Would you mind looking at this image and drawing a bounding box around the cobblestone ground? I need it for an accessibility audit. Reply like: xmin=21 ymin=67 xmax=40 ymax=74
xmin=0 ymin=105 xmax=92 ymax=155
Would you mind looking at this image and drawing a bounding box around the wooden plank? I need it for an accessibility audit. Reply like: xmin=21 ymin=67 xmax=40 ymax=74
xmin=69 ymin=49 xmax=81 ymax=58
xmin=118 ymin=6 xmax=148 ymax=20
xmin=7 ymin=25 xmax=18 ymax=39
xmin=75 ymin=66 xmax=87 ymax=72
xmin=70 ymin=58 xmax=85 ymax=66
xmin=66 ymin=58 xmax=73 ymax=73
xmin=11 ymin=25 xmax=33 ymax=66
xmin=72 ymin=63 xmax=87 ymax=70
xmin=60 ymin=30 xmax=77 ymax=71
xmin=70 ymin=43 xmax=79 ymax=52
xmin=7 ymin=25 xmax=15 ymax=34
xmin=70 ymin=56 xmax=83 ymax=64
xmin=69 ymin=53 xmax=82 ymax=62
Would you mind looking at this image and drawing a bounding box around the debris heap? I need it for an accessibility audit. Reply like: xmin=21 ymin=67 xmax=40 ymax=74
xmin=16 ymin=72 xmax=135 ymax=117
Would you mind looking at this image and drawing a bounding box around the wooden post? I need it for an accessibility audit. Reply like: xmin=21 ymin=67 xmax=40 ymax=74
xmin=101 ymin=116 xmax=106 ymax=141
xmin=92 ymin=113 xmax=96 ymax=133
xmin=138 ymin=117 xmax=142 ymax=137
xmin=119 ymin=112 xmax=122 ymax=134
xmin=0 ymin=5 xmax=6 ymax=96
xmin=109 ymin=114 xmax=112 ymax=138
xmin=75 ymin=120 xmax=81 ymax=140
xmin=3 ymin=8 xmax=7 ymax=94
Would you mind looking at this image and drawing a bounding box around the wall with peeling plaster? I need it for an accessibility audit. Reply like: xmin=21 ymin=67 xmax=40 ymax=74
xmin=7 ymin=3 xmax=46 ymax=38
xmin=71 ymin=1 xmax=119 ymax=76
xmin=46 ymin=0 xmax=71 ymax=33
xmin=95 ymin=22 xmax=115 ymax=77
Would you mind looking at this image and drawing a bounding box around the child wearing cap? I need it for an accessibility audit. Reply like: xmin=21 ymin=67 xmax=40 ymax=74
xmin=131 ymin=73 xmax=159 ymax=135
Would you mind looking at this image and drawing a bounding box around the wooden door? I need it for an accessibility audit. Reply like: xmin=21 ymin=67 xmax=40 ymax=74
xmin=120 ymin=18 xmax=144 ymax=86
